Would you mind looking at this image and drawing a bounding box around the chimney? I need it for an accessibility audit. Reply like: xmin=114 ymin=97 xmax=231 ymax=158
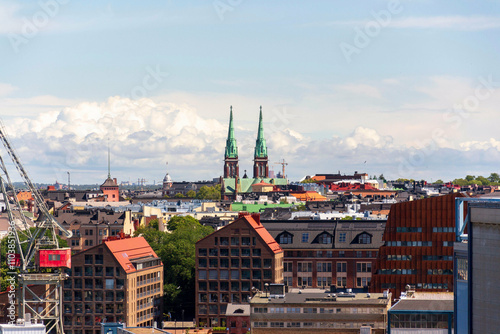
xmin=113 ymin=178 xmax=117 ymax=185
xmin=251 ymin=213 xmax=261 ymax=225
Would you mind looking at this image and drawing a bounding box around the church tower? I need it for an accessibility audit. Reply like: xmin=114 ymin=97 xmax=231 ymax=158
xmin=253 ymin=106 xmax=269 ymax=178
xmin=224 ymin=106 xmax=239 ymax=178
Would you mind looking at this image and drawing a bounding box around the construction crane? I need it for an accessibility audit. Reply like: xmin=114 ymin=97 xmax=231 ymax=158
xmin=0 ymin=121 xmax=72 ymax=334
xmin=274 ymin=159 xmax=288 ymax=179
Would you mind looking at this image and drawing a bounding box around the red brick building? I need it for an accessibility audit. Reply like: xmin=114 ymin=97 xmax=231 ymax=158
xmin=195 ymin=214 xmax=283 ymax=329
xmin=370 ymin=192 xmax=465 ymax=299
xmin=262 ymin=219 xmax=385 ymax=290
xmin=63 ymin=236 xmax=163 ymax=334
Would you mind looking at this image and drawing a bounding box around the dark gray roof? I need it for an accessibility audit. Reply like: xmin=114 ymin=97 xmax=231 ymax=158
xmin=261 ymin=220 xmax=386 ymax=249
xmin=54 ymin=209 xmax=127 ymax=226
xmin=391 ymin=299 xmax=453 ymax=312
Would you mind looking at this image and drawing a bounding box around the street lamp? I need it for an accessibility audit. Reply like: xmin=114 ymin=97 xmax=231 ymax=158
xmin=265 ymin=283 xmax=269 ymax=297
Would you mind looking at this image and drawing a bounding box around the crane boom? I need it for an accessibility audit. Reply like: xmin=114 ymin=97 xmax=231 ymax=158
xmin=0 ymin=121 xmax=70 ymax=334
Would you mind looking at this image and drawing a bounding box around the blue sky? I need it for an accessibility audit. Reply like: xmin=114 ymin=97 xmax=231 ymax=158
xmin=1 ymin=0 xmax=500 ymax=184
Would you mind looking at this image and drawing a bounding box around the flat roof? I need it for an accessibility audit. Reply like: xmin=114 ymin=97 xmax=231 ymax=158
xmin=251 ymin=291 xmax=390 ymax=306
xmin=391 ymin=299 xmax=453 ymax=312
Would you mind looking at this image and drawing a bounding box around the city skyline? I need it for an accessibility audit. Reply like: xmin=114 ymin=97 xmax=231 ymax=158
xmin=1 ymin=1 xmax=500 ymax=183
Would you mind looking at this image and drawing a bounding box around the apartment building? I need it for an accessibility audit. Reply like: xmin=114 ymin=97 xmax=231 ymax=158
xmin=371 ymin=192 xmax=465 ymax=299
xmin=250 ymin=287 xmax=391 ymax=333
xmin=195 ymin=213 xmax=284 ymax=328
xmin=62 ymin=236 xmax=163 ymax=334
xmin=262 ymin=219 xmax=385 ymax=290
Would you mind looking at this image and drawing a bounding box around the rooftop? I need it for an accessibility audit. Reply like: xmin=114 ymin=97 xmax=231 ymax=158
xmin=251 ymin=290 xmax=391 ymax=306
xmin=104 ymin=236 xmax=161 ymax=273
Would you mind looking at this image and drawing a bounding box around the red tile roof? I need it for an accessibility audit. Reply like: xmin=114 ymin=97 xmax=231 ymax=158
xmin=242 ymin=215 xmax=282 ymax=254
xmin=104 ymin=236 xmax=160 ymax=273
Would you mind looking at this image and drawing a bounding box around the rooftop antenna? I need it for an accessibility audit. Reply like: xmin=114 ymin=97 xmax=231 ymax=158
xmin=107 ymin=138 xmax=111 ymax=179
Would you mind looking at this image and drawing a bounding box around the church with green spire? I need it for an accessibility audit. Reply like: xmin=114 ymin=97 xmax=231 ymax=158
xmin=221 ymin=106 xmax=287 ymax=200
xmin=223 ymin=106 xmax=239 ymax=178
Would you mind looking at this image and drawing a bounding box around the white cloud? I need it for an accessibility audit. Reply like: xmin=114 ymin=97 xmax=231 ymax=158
xmin=334 ymin=84 xmax=382 ymax=99
xmin=391 ymin=16 xmax=500 ymax=31
xmin=0 ymin=83 xmax=18 ymax=97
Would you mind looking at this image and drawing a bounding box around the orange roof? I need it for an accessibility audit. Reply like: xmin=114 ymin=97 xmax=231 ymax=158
xmin=104 ymin=236 xmax=161 ymax=274
xmin=252 ymin=181 xmax=273 ymax=186
xmin=243 ymin=215 xmax=282 ymax=254
xmin=290 ymin=191 xmax=326 ymax=201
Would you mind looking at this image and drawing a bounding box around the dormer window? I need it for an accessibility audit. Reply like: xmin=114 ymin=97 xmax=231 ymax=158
xmin=277 ymin=232 xmax=293 ymax=244
xmin=354 ymin=232 xmax=372 ymax=244
xmin=318 ymin=232 xmax=332 ymax=244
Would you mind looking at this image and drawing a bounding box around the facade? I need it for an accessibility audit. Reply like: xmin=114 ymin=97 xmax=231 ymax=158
xmin=195 ymin=214 xmax=284 ymax=328
xmin=371 ymin=193 xmax=465 ymax=299
xmin=262 ymin=219 xmax=385 ymax=290
xmin=388 ymin=292 xmax=454 ymax=334
xmin=62 ymin=236 xmax=163 ymax=334
xmin=454 ymin=200 xmax=500 ymax=334
xmin=250 ymin=288 xmax=391 ymax=333
xmin=225 ymin=304 xmax=250 ymax=334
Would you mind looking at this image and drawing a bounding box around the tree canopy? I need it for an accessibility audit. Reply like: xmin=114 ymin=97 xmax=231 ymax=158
xmin=195 ymin=185 xmax=221 ymax=200
xmin=135 ymin=216 xmax=213 ymax=320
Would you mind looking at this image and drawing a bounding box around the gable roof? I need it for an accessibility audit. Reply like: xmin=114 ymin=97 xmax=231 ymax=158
xmin=104 ymin=236 xmax=160 ymax=274
xmin=243 ymin=215 xmax=282 ymax=254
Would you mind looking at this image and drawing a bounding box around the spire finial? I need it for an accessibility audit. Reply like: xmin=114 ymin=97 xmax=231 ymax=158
xmin=107 ymin=138 xmax=111 ymax=179
xmin=225 ymin=106 xmax=238 ymax=158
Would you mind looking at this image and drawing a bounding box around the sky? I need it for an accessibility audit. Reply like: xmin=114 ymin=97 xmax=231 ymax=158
xmin=1 ymin=0 xmax=500 ymax=184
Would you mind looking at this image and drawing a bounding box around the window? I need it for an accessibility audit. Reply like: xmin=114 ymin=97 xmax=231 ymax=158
xmin=358 ymin=233 xmax=372 ymax=244
xmin=339 ymin=233 xmax=346 ymax=242
xmin=356 ymin=251 xmax=363 ymax=258
xmin=231 ymin=237 xmax=239 ymax=246
xmin=356 ymin=262 xmax=372 ymax=272
xmin=284 ymin=262 xmax=293 ymax=272
xmin=318 ymin=232 xmax=332 ymax=244
xmin=199 ymin=248 xmax=207 ymax=256
xmin=337 ymin=262 xmax=347 ymax=273
xmin=339 ymin=251 xmax=345 ymax=257
xmin=337 ymin=277 xmax=346 ymax=287
xmin=279 ymin=233 xmax=293 ymax=244
xmin=317 ymin=262 xmax=332 ymax=272
xmin=302 ymin=233 xmax=309 ymax=243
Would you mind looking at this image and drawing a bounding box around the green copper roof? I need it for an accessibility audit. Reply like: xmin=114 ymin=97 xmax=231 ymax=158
xmin=254 ymin=106 xmax=267 ymax=158
xmin=225 ymin=106 xmax=238 ymax=158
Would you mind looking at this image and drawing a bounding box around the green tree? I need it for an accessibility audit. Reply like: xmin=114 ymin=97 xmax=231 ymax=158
xmin=135 ymin=216 xmax=213 ymax=320
xmin=186 ymin=190 xmax=196 ymax=198
xmin=195 ymin=185 xmax=221 ymax=200
xmin=465 ymin=175 xmax=475 ymax=182
xmin=19 ymin=200 xmax=25 ymax=206
xmin=378 ymin=174 xmax=386 ymax=182
xmin=300 ymin=178 xmax=316 ymax=183
xmin=148 ymin=218 xmax=159 ymax=229
xmin=475 ymin=176 xmax=490 ymax=186
xmin=434 ymin=179 xmax=444 ymax=184
xmin=488 ymin=173 xmax=500 ymax=184
xmin=453 ymin=178 xmax=468 ymax=186
xmin=166 ymin=215 xmax=200 ymax=232
xmin=174 ymin=193 xmax=184 ymax=198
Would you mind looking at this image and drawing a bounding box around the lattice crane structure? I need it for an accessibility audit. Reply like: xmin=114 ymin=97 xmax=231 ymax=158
xmin=0 ymin=122 xmax=72 ymax=334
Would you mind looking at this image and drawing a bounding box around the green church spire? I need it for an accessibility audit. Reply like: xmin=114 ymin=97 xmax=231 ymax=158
xmin=224 ymin=106 xmax=238 ymax=158
xmin=254 ymin=106 xmax=268 ymax=158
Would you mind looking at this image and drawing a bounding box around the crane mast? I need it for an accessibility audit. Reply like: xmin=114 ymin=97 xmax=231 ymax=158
xmin=0 ymin=122 xmax=72 ymax=334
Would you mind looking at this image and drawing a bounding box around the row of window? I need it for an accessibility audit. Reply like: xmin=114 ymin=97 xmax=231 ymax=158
xmin=283 ymin=262 xmax=371 ymax=273
xmin=199 ymin=248 xmax=262 ymax=257
xmin=63 ymin=303 xmax=123 ymax=314
xmin=253 ymin=306 xmax=381 ymax=314
xmin=378 ymin=268 xmax=453 ymax=275
xmin=71 ymin=266 xmax=121 ymax=277
xmin=198 ymin=269 xmax=273 ymax=280
xmin=284 ymin=250 xmax=376 ymax=258
xmin=199 ymin=280 xmax=266 ymax=292
xmin=199 ymin=258 xmax=272 ymax=268
xmin=396 ymin=227 xmax=422 ymax=233
xmin=64 ymin=288 xmax=125 ymax=301
xmin=386 ymin=255 xmax=453 ymax=261
xmin=390 ymin=313 xmax=452 ymax=329
xmin=386 ymin=241 xmax=433 ymax=247
xmin=381 ymin=283 xmax=449 ymax=290
xmin=64 ymin=278 xmax=124 ymax=290
xmin=213 ymin=236 xmax=257 ymax=246
xmin=253 ymin=322 xmax=378 ymax=329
